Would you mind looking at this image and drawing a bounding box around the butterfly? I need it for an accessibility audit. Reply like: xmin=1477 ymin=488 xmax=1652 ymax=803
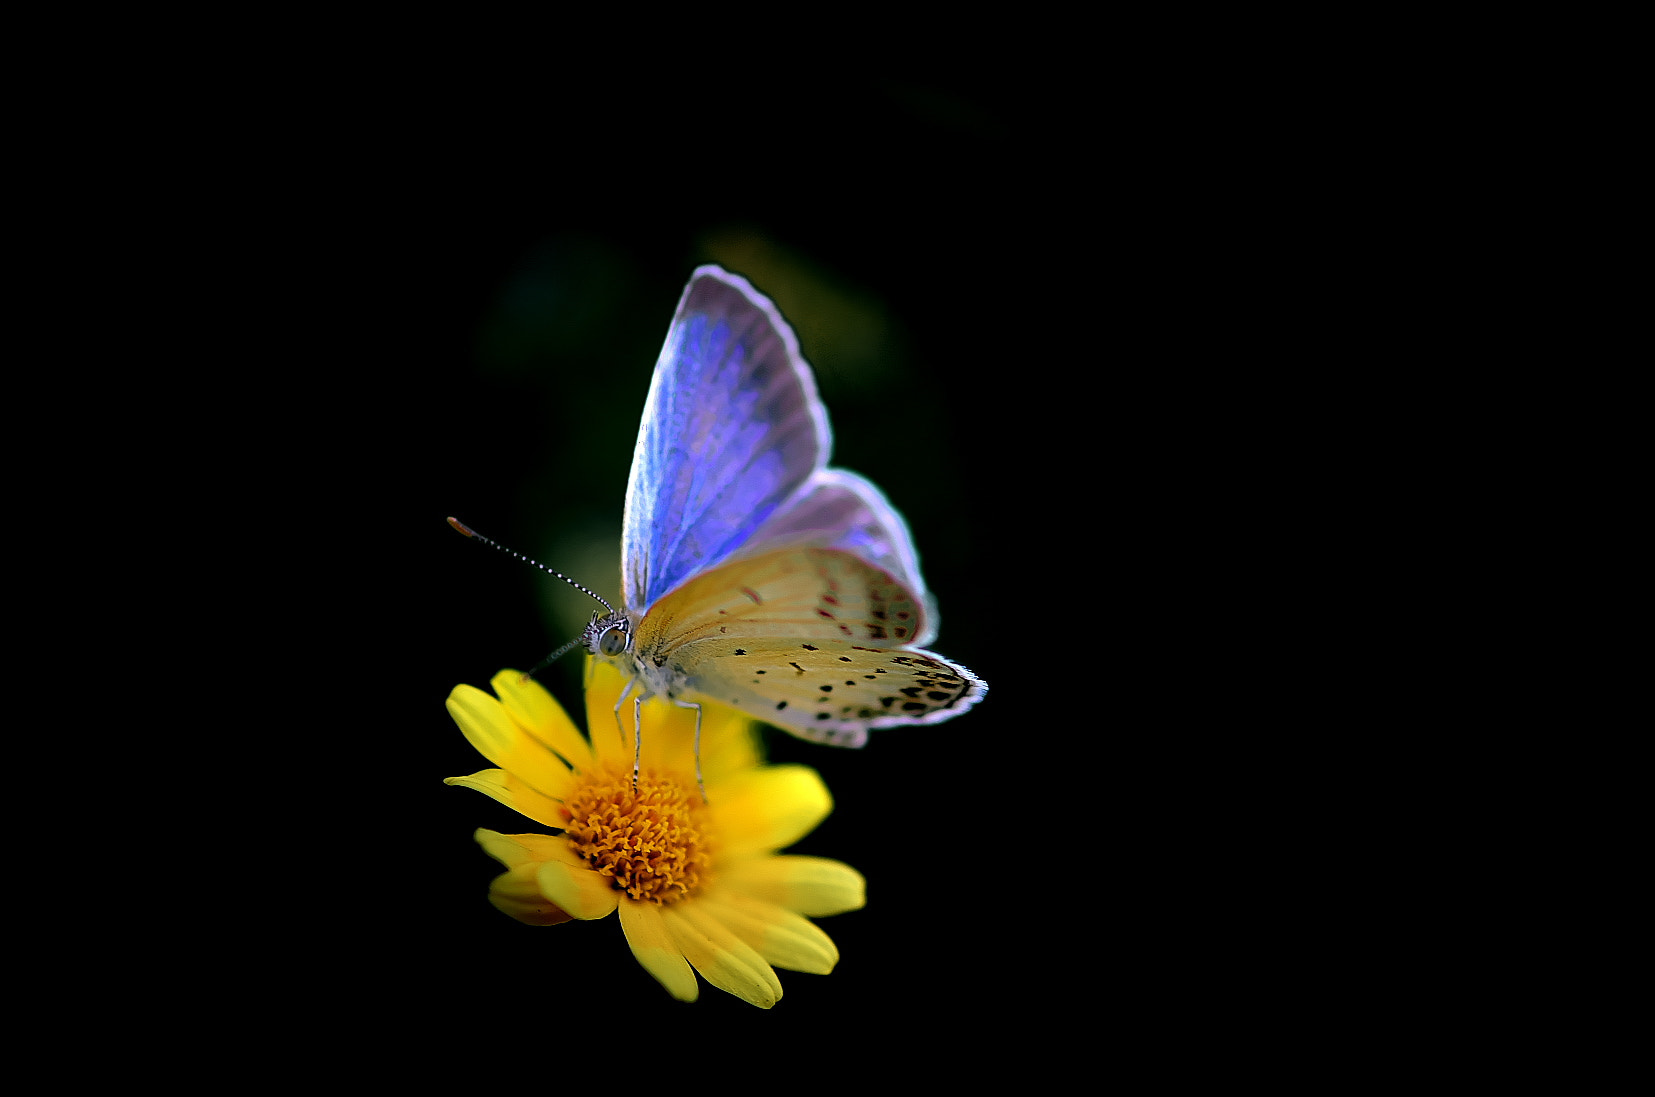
xmin=580 ymin=265 xmax=985 ymax=748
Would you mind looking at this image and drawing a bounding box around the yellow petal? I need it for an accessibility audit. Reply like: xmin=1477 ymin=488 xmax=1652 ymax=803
xmin=468 ymin=831 xmax=576 ymax=925
xmin=707 ymin=765 xmax=832 ymax=859
xmin=486 ymin=863 xmax=573 ymax=926
xmin=446 ymin=685 xmax=575 ymax=802
xmin=662 ymin=902 xmax=782 ymax=1008
xmin=697 ymin=891 xmax=839 ymax=974
xmin=583 ymin=659 xmax=635 ymax=769
xmin=589 ymin=699 xmax=692 ymax=780
xmin=490 ymin=670 xmax=594 ymax=769
xmin=471 ymin=828 xmax=568 ymax=870
xmin=636 ymin=699 xmax=697 ymax=776
xmin=536 ymin=856 xmax=619 ymax=921
xmin=443 ymin=769 xmax=567 ymax=830
xmin=618 ymin=900 xmax=698 ymax=1002
xmin=695 ymin=705 xmax=764 ymax=784
xmin=581 ymin=659 xmax=761 ymax=783
xmin=715 ymin=855 xmax=867 ymax=917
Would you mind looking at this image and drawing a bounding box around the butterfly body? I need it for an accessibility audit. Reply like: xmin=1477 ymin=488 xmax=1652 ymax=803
xmin=582 ymin=266 xmax=984 ymax=746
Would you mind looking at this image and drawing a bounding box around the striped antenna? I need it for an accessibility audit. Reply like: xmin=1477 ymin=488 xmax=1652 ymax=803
xmin=521 ymin=634 xmax=588 ymax=681
xmin=446 ymin=516 xmax=614 ymax=615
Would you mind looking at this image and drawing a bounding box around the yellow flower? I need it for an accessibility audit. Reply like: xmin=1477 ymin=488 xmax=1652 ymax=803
xmin=444 ymin=657 xmax=866 ymax=1008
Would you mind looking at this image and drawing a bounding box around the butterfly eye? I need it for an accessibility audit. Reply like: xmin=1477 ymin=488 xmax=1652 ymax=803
xmin=599 ymin=623 xmax=630 ymax=657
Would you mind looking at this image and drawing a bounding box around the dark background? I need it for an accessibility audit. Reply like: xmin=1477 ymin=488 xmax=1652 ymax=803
xmin=57 ymin=35 xmax=1563 ymax=1089
xmin=110 ymin=50 xmax=1498 ymax=1084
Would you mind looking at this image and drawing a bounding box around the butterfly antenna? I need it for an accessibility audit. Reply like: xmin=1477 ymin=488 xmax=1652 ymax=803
xmin=521 ymin=635 xmax=586 ymax=681
xmin=447 ymin=517 xmax=615 ymax=615
xmin=448 ymin=517 xmax=615 ymax=681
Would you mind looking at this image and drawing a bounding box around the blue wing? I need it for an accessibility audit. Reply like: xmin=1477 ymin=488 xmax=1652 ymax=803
xmin=623 ymin=267 xmax=831 ymax=612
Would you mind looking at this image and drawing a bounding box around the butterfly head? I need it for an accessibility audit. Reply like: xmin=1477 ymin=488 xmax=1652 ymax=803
xmin=581 ymin=609 xmax=634 ymax=658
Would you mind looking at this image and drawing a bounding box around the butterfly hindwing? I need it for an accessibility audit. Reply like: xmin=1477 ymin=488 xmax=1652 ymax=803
xmin=679 ymin=639 xmax=983 ymax=747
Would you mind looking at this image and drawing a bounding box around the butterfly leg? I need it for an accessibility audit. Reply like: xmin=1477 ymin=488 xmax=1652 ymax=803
xmin=668 ymin=697 xmax=706 ymax=803
xmin=610 ymin=676 xmax=646 ymax=790
xmin=631 ymin=695 xmax=644 ymax=789
xmin=612 ymin=675 xmax=639 ymax=727
xmin=609 ymin=675 xmax=695 ymax=797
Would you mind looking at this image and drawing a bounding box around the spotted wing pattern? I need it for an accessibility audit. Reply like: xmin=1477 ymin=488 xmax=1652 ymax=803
xmin=631 ymin=547 xmax=983 ymax=745
xmin=681 ymin=639 xmax=981 ymax=747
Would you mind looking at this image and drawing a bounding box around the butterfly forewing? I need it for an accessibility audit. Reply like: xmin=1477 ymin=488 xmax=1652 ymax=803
xmin=623 ymin=271 xmax=830 ymax=613
xmin=634 ymin=547 xmax=927 ymax=653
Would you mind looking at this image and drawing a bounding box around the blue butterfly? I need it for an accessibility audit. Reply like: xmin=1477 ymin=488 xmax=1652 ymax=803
xmin=581 ymin=265 xmax=985 ymax=747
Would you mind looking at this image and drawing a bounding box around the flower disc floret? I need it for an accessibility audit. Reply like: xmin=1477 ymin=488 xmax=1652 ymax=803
xmin=562 ymin=767 xmax=709 ymax=904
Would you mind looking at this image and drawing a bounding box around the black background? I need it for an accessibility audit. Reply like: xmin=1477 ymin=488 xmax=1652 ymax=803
xmin=88 ymin=43 xmax=1494 ymax=1085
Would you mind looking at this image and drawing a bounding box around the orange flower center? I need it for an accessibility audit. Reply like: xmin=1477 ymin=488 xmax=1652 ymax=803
xmin=560 ymin=767 xmax=709 ymax=904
